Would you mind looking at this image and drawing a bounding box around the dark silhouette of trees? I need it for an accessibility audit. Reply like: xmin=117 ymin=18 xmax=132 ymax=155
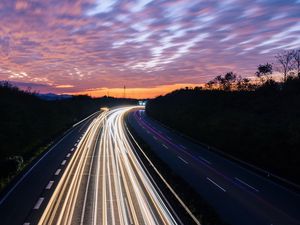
xmin=292 ymin=49 xmax=300 ymax=77
xmin=205 ymin=80 xmax=216 ymax=89
xmin=276 ymin=50 xmax=294 ymax=81
xmin=0 ymin=82 xmax=137 ymax=190
xmin=256 ymin=63 xmax=273 ymax=82
xmin=146 ymin=77 xmax=300 ymax=185
xmin=236 ymin=76 xmax=254 ymax=91
xmin=211 ymin=72 xmax=237 ymax=91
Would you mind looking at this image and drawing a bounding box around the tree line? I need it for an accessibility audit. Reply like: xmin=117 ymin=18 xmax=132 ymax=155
xmin=205 ymin=49 xmax=300 ymax=91
xmin=146 ymin=49 xmax=300 ymax=185
xmin=0 ymin=82 xmax=137 ymax=191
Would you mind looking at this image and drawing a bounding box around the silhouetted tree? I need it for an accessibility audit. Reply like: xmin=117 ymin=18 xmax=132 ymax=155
xmin=236 ymin=76 xmax=252 ymax=91
xmin=205 ymin=80 xmax=216 ymax=90
xmin=256 ymin=63 xmax=273 ymax=82
xmin=276 ymin=50 xmax=294 ymax=81
xmin=213 ymin=72 xmax=237 ymax=91
xmin=292 ymin=49 xmax=300 ymax=77
xmin=194 ymin=86 xmax=203 ymax=91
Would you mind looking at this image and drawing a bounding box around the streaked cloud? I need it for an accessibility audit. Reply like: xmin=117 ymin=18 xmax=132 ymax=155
xmin=0 ymin=0 xmax=299 ymax=97
xmin=55 ymin=84 xmax=74 ymax=88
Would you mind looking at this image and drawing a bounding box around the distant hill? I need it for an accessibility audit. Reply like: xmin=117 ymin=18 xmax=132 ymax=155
xmin=36 ymin=93 xmax=73 ymax=101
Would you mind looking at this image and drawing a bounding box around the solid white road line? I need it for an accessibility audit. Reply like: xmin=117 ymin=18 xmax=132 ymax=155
xmin=127 ymin=118 xmax=201 ymax=225
xmin=72 ymin=111 xmax=99 ymax=128
xmin=34 ymin=197 xmax=44 ymax=209
xmin=207 ymin=177 xmax=226 ymax=192
xmin=46 ymin=181 xmax=54 ymax=190
xmin=61 ymin=160 xmax=66 ymax=166
xmin=178 ymin=156 xmax=188 ymax=164
xmin=235 ymin=177 xmax=259 ymax=192
xmin=55 ymin=169 xmax=61 ymax=175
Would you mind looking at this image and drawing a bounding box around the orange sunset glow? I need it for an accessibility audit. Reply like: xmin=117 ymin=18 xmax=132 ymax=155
xmin=0 ymin=0 xmax=299 ymax=98
xmin=67 ymin=83 xmax=201 ymax=99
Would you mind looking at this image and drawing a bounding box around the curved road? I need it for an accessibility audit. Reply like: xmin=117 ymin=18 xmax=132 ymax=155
xmin=37 ymin=106 xmax=180 ymax=225
xmin=128 ymin=109 xmax=300 ymax=225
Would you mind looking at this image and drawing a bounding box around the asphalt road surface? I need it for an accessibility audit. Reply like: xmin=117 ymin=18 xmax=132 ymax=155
xmin=128 ymin=109 xmax=300 ymax=225
xmin=0 ymin=111 xmax=100 ymax=225
xmin=8 ymin=106 xmax=180 ymax=225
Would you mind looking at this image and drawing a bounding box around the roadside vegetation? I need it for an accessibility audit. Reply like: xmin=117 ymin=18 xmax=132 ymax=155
xmin=127 ymin=120 xmax=228 ymax=225
xmin=146 ymin=49 xmax=300 ymax=185
xmin=0 ymin=82 xmax=136 ymax=191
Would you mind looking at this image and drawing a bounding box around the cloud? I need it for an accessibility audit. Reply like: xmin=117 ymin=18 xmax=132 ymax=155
xmin=0 ymin=0 xmax=299 ymax=96
xmin=55 ymin=84 xmax=74 ymax=88
xmin=9 ymin=81 xmax=52 ymax=92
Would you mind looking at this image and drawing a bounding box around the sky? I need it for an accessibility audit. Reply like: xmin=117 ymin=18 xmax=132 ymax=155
xmin=0 ymin=0 xmax=299 ymax=98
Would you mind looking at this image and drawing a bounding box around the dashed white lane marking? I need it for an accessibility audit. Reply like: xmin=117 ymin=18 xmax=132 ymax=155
xmin=74 ymin=143 xmax=78 ymax=147
xmin=153 ymin=136 xmax=158 ymax=141
xmin=207 ymin=177 xmax=226 ymax=192
xmin=66 ymin=153 xmax=71 ymax=158
xmin=0 ymin=126 xmax=75 ymax=206
xmin=34 ymin=197 xmax=44 ymax=209
xmin=178 ymin=156 xmax=188 ymax=164
xmin=23 ymin=223 xmax=30 ymax=225
xmin=179 ymin=144 xmax=186 ymax=149
xmin=235 ymin=177 xmax=259 ymax=192
xmin=61 ymin=160 xmax=66 ymax=165
xmin=71 ymin=148 xmax=74 ymax=152
xmin=162 ymin=144 xmax=169 ymax=149
xmin=55 ymin=169 xmax=61 ymax=175
xmin=46 ymin=181 xmax=54 ymax=190
xmin=198 ymin=155 xmax=212 ymax=165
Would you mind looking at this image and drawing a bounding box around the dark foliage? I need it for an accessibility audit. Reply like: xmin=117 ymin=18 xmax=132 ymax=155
xmin=127 ymin=119 xmax=227 ymax=225
xmin=210 ymin=72 xmax=237 ymax=91
xmin=0 ymin=81 xmax=137 ymax=186
xmin=146 ymin=77 xmax=300 ymax=185
xmin=256 ymin=63 xmax=273 ymax=79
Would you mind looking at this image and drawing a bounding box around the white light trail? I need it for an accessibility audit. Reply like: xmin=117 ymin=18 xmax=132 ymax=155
xmin=38 ymin=107 xmax=178 ymax=225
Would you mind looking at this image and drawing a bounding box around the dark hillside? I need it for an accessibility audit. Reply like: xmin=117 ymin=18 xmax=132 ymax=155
xmin=0 ymin=82 xmax=137 ymax=190
xmin=146 ymin=78 xmax=300 ymax=185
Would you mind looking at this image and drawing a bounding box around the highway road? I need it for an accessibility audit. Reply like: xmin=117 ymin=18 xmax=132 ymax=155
xmin=0 ymin=111 xmax=100 ymax=225
xmin=128 ymin=109 xmax=300 ymax=225
xmin=28 ymin=106 xmax=181 ymax=225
